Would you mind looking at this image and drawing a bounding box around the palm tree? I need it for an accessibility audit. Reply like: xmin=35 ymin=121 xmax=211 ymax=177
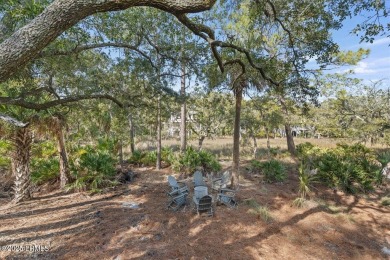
xmin=11 ymin=127 xmax=33 ymax=203
xmin=231 ymin=78 xmax=245 ymax=189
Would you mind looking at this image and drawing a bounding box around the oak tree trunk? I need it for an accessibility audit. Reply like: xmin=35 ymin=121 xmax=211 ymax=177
xmin=119 ymin=140 xmax=124 ymax=166
xmin=198 ymin=135 xmax=205 ymax=150
xmin=251 ymin=131 xmax=258 ymax=159
xmin=55 ymin=121 xmax=71 ymax=189
xmin=128 ymin=113 xmax=135 ymax=154
xmin=12 ymin=127 xmax=32 ymax=203
xmin=285 ymin=124 xmax=296 ymax=155
xmin=266 ymin=128 xmax=270 ymax=149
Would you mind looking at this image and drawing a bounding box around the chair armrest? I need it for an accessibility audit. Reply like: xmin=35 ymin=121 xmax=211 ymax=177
xmin=219 ymin=188 xmax=236 ymax=196
xmin=218 ymin=194 xmax=234 ymax=200
xmin=173 ymin=193 xmax=186 ymax=200
xmin=167 ymin=189 xmax=180 ymax=197
xmin=220 ymin=188 xmax=235 ymax=193
xmin=212 ymin=177 xmax=222 ymax=183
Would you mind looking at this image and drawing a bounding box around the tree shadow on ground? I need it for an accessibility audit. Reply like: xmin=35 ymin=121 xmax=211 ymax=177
xmin=0 ymin=167 xmax=388 ymax=259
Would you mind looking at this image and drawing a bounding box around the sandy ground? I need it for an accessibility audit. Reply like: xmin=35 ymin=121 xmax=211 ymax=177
xmin=0 ymin=161 xmax=389 ymax=260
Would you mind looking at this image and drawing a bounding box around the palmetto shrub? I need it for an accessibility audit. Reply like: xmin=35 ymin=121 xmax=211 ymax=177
xmin=248 ymin=160 xmax=263 ymax=175
xmin=298 ymin=143 xmax=382 ymax=194
xmin=260 ymin=159 xmax=287 ymax=183
xmin=0 ymin=139 xmax=12 ymax=168
xmin=128 ymin=150 xmax=144 ymax=166
xmin=30 ymin=140 xmax=59 ymax=185
xmin=141 ymin=151 xmax=157 ymax=166
xmin=171 ymin=146 xmax=221 ymax=174
xmin=31 ymin=158 xmax=59 ymax=185
xmin=128 ymin=147 xmax=174 ymax=167
xmin=67 ymin=146 xmax=117 ymax=193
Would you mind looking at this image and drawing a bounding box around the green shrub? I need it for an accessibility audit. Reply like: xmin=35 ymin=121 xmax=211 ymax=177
xmin=179 ymin=146 xmax=201 ymax=173
xmin=377 ymin=150 xmax=390 ymax=167
xmin=299 ymin=143 xmax=382 ymax=194
xmin=29 ymin=141 xmax=59 ymax=185
xmin=198 ymin=149 xmax=222 ymax=173
xmin=31 ymin=140 xmax=57 ymax=158
xmin=296 ymin=142 xmax=323 ymax=167
xmin=128 ymin=150 xmax=145 ymax=166
xmin=260 ymin=159 xmax=287 ymax=183
xmin=141 ymin=151 xmax=157 ymax=166
xmin=96 ymin=138 xmax=117 ymax=153
xmin=129 ymin=147 xmax=174 ymax=167
xmin=67 ymin=146 xmax=117 ymax=192
xmin=161 ymin=147 xmax=174 ymax=166
xmin=31 ymin=158 xmax=59 ymax=185
xmin=0 ymin=140 xmax=11 ymax=167
xmin=297 ymin=163 xmax=317 ymax=199
xmin=248 ymin=160 xmax=262 ymax=174
xmin=296 ymin=142 xmax=315 ymax=157
xmin=269 ymin=147 xmax=281 ymax=157
xmin=171 ymin=146 xmax=221 ymax=174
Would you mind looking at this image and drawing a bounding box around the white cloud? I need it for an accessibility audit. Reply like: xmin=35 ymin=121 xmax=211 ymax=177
xmin=369 ymin=57 xmax=390 ymax=67
xmin=372 ymin=37 xmax=390 ymax=46
xmin=353 ymin=61 xmax=376 ymax=74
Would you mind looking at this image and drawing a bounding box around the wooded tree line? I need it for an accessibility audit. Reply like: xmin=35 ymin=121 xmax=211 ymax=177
xmin=0 ymin=0 xmax=389 ymax=202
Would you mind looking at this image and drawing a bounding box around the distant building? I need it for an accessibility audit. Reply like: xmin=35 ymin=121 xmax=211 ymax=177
xmin=165 ymin=111 xmax=198 ymax=138
xmin=277 ymin=126 xmax=318 ymax=138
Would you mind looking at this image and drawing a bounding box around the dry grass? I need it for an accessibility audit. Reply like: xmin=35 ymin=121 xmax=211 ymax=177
xmin=159 ymin=137 xmax=388 ymax=160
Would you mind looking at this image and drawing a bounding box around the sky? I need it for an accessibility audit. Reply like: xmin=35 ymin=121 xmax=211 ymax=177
xmin=327 ymin=14 xmax=390 ymax=83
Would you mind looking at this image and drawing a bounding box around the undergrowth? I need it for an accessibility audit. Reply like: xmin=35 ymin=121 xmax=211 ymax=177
xmin=296 ymin=142 xmax=383 ymax=194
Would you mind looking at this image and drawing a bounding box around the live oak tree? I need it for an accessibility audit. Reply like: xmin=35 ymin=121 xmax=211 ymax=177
xmin=188 ymin=91 xmax=234 ymax=150
xmin=0 ymin=0 xmax=217 ymax=82
xmin=0 ymin=4 xmax=200 ymax=201
xmin=241 ymin=95 xmax=283 ymax=157
xmin=0 ymin=0 xmax=388 ymax=200
xmin=1 ymin=0 xmax=388 ymax=85
xmin=312 ymin=81 xmax=390 ymax=144
xmin=199 ymin=0 xmax=344 ymax=185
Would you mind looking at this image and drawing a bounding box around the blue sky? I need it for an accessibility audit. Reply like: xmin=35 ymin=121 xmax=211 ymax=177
xmin=330 ymin=15 xmax=390 ymax=83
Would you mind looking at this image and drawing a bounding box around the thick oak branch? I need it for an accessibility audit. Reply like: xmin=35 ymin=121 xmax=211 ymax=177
xmin=0 ymin=0 xmax=216 ymax=82
xmin=175 ymin=13 xmax=280 ymax=86
xmin=0 ymin=94 xmax=123 ymax=110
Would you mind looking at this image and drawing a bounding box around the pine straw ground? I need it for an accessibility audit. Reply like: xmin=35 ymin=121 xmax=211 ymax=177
xmin=0 ymin=163 xmax=389 ymax=260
